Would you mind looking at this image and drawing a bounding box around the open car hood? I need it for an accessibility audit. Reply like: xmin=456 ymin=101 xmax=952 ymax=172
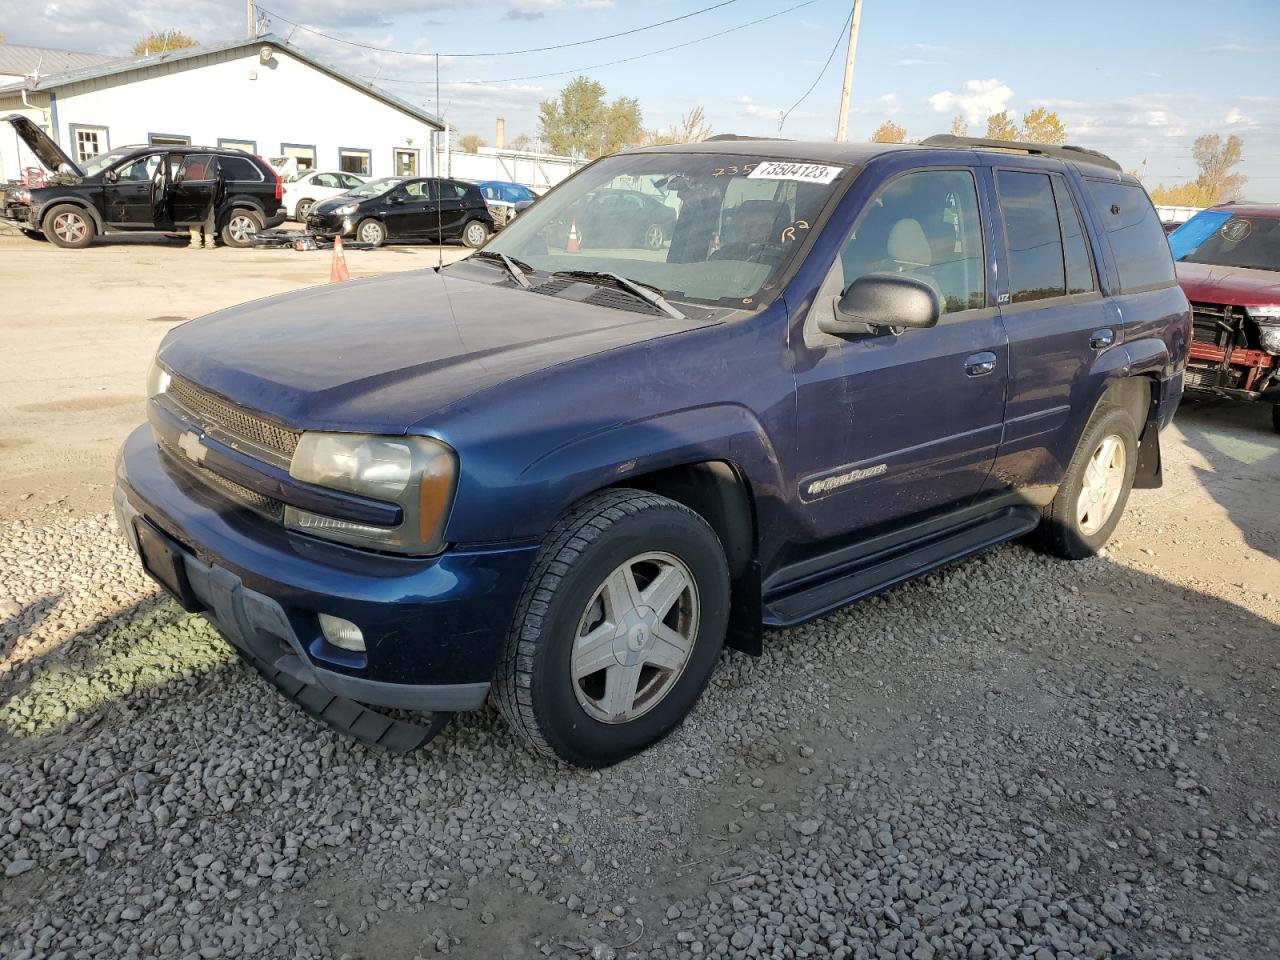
xmin=2 ymin=113 xmax=83 ymax=176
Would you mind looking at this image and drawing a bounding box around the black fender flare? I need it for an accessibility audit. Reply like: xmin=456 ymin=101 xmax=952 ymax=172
xmin=37 ymin=197 xmax=103 ymax=234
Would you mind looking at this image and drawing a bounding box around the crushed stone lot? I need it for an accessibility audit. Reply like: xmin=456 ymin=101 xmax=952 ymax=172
xmin=0 ymin=239 xmax=1278 ymax=959
xmin=1 ymin=401 xmax=1276 ymax=960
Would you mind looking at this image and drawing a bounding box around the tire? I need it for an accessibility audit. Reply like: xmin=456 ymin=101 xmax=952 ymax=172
xmin=461 ymin=219 xmax=489 ymax=249
xmin=495 ymin=488 xmax=730 ymax=767
xmin=1032 ymin=404 xmax=1139 ymax=559
xmin=42 ymin=204 xmax=94 ymax=249
xmin=643 ymin=223 xmax=666 ymax=250
xmin=356 ymin=218 xmax=386 ymax=247
xmin=295 ymin=198 xmax=315 ymax=221
xmin=220 ymin=208 xmax=262 ymax=248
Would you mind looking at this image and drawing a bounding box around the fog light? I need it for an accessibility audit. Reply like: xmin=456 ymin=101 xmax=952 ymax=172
xmin=318 ymin=613 xmax=364 ymax=652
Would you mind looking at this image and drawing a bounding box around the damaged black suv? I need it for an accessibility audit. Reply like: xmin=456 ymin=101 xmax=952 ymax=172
xmin=2 ymin=114 xmax=286 ymax=248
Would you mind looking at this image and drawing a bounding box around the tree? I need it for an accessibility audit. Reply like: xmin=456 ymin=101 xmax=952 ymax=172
xmin=949 ymin=114 xmax=968 ymax=137
xmin=509 ymin=133 xmax=533 ymax=151
xmin=647 ymin=106 xmax=713 ymax=146
xmin=984 ymin=111 xmax=1019 ymax=141
xmin=1020 ymin=107 xmax=1067 ymax=145
xmin=457 ymin=133 xmax=486 ymax=154
xmin=132 ymin=30 xmax=197 ymax=56
xmin=1149 ymin=132 xmax=1246 ymax=206
xmin=870 ymin=120 xmax=906 ymax=143
xmin=538 ymin=76 xmax=645 ymax=159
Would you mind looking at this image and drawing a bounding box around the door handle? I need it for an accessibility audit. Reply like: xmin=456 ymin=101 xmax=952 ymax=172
xmin=964 ymin=352 xmax=998 ymax=377
xmin=1090 ymin=329 xmax=1115 ymax=350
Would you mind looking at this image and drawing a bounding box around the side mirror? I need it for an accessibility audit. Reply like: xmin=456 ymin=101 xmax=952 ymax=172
xmin=104 ymin=169 xmax=118 ymax=184
xmin=388 ymin=194 xmax=405 ymax=204
xmin=818 ymin=274 xmax=941 ymax=338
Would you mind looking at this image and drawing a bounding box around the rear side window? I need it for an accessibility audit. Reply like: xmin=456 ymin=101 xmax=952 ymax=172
xmin=219 ymin=155 xmax=262 ymax=181
xmin=1051 ymin=177 xmax=1095 ymax=294
xmin=996 ymin=170 xmax=1065 ymax=303
xmin=1084 ymin=180 xmax=1176 ymax=293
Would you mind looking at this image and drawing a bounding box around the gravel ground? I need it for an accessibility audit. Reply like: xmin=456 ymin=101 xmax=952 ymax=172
xmin=0 ymin=401 xmax=1277 ymax=960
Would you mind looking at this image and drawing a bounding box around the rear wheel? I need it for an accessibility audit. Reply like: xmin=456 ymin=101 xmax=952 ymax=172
xmin=356 ymin=218 xmax=386 ymax=246
xmin=462 ymin=219 xmax=489 ymax=249
xmin=1032 ymin=404 xmax=1139 ymax=559
xmin=43 ymin=204 xmax=94 ymax=249
xmin=220 ymin=209 xmax=262 ymax=248
xmin=495 ymin=489 xmax=730 ymax=767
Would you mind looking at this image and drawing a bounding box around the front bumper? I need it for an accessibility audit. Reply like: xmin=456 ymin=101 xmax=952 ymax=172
xmin=114 ymin=425 xmax=539 ymax=714
xmin=3 ymin=205 xmax=34 ymax=226
xmin=305 ymin=212 xmax=354 ymax=237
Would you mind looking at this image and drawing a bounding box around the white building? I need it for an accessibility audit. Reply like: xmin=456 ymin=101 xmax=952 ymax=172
xmin=0 ymin=35 xmax=444 ymax=183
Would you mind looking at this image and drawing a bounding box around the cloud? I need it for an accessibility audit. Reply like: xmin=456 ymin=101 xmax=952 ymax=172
xmin=928 ymin=78 xmax=1013 ymax=125
xmin=504 ymin=0 xmax=611 ymax=19
xmin=1224 ymin=107 xmax=1255 ymax=126
xmin=736 ymin=95 xmax=782 ymax=123
xmin=879 ymin=92 xmax=900 ymax=116
xmin=894 ymin=58 xmax=944 ymax=67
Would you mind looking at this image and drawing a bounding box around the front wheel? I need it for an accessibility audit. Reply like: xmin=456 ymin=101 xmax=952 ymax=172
xmin=295 ymin=198 xmax=315 ymax=221
xmin=495 ymin=489 xmax=730 ymax=767
xmin=43 ymin=204 xmax=94 ymax=249
xmin=1032 ymin=404 xmax=1139 ymax=559
xmin=356 ymin=218 xmax=386 ymax=246
xmin=643 ymin=223 xmax=666 ymax=250
xmin=220 ymin=209 xmax=262 ymax=248
xmin=461 ymin=219 xmax=489 ymax=249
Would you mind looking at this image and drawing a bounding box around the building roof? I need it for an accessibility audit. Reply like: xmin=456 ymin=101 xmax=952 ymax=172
xmin=0 ymin=42 xmax=120 ymax=78
xmin=0 ymin=34 xmax=444 ymax=130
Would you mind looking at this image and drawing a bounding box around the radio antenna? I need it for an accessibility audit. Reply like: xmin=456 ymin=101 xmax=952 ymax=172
xmin=435 ymin=51 xmax=444 ymax=270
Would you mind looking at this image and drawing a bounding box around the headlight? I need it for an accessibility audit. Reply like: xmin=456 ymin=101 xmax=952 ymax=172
xmin=286 ymin=433 xmax=457 ymax=554
xmin=146 ymin=358 xmax=171 ymax=397
xmin=10 ymin=188 xmax=31 ymax=204
xmin=1257 ymin=323 xmax=1280 ymax=355
xmin=331 ymin=203 xmax=359 ymax=216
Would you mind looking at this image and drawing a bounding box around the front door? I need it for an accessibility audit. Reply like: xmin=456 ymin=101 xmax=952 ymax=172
xmin=103 ymin=152 xmax=163 ymax=225
xmin=168 ymin=153 xmax=220 ymax=225
xmin=792 ymin=167 xmax=1008 ymax=553
xmin=382 ymin=180 xmax=435 ymax=237
xmin=986 ymin=167 xmax=1112 ymax=495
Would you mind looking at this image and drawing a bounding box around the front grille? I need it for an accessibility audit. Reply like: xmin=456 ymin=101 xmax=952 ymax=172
xmin=199 ymin=469 xmax=285 ymax=520
xmin=1190 ymin=302 xmax=1238 ymax=349
xmin=167 ymin=376 xmax=300 ymax=459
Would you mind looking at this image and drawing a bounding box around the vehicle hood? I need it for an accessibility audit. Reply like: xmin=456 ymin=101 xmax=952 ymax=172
xmin=1176 ymin=261 xmax=1280 ymax=307
xmin=312 ymin=193 xmax=370 ymax=215
xmin=157 ymin=269 xmax=712 ymax=433
xmin=2 ymin=113 xmax=82 ymax=176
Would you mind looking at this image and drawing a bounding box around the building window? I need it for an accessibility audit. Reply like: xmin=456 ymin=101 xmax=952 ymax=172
xmin=339 ymin=148 xmax=372 ymax=177
xmin=280 ymin=143 xmax=316 ymax=173
xmin=217 ymin=138 xmax=257 ymax=154
xmin=70 ymin=125 xmax=109 ymax=163
xmin=394 ymin=148 xmax=419 ymax=177
xmin=149 ymin=133 xmax=192 ymax=146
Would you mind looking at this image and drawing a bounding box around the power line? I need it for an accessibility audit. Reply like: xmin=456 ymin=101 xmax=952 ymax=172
xmin=376 ymin=0 xmax=817 ymax=86
xmin=779 ymin=7 xmax=851 ymax=131
xmin=256 ymin=0 xmax=744 ymax=59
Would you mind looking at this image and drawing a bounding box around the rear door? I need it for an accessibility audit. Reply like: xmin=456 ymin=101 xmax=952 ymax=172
xmin=792 ymin=165 xmax=1009 ymax=547
xmin=985 ymin=165 xmax=1112 ymax=495
xmin=437 ymin=180 xmax=472 ymax=238
xmin=168 ymin=153 xmax=220 ymax=225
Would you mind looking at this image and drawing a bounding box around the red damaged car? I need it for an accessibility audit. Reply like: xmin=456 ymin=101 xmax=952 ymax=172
xmin=1169 ymin=202 xmax=1280 ymax=432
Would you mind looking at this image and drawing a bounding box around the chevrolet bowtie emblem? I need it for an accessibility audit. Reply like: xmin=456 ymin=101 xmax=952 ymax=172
xmin=178 ymin=430 xmax=207 ymax=464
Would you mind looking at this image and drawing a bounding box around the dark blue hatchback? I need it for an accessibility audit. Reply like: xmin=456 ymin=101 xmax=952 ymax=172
xmin=116 ymin=135 xmax=1190 ymax=766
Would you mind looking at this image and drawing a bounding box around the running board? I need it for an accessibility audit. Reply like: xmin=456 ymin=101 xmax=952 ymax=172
xmin=763 ymin=505 xmax=1040 ymax=626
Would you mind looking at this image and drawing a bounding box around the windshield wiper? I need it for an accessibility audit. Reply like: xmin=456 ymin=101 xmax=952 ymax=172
xmin=550 ymin=270 xmax=686 ymax=321
xmin=471 ymin=250 xmax=533 ymax=289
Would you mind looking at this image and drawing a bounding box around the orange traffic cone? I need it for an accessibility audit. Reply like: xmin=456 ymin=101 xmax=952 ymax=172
xmin=329 ymin=234 xmax=351 ymax=283
xmin=566 ymin=219 xmax=580 ymax=253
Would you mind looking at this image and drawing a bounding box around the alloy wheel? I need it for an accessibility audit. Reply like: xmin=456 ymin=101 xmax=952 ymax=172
xmin=644 ymin=224 xmax=665 ymax=250
xmin=53 ymin=212 xmax=87 ymax=244
xmin=228 ymin=215 xmax=257 ymax=245
xmin=1076 ymin=434 xmax=1126 ymax=535
xmin=571 ymin=551 xmax=699 ymax=724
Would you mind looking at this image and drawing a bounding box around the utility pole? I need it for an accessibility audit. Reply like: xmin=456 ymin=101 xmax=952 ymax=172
xmin=247 ymin=0 xmax=255 ymax=37
xmin=834 ymin=0 xmax=863 ymax=142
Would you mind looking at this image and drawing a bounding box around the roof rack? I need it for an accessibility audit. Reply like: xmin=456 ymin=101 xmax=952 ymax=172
xmin=704 ymin=133 xmax=789 ymax=142
xmin=919 ymin=134 xmax=1121 ymax=173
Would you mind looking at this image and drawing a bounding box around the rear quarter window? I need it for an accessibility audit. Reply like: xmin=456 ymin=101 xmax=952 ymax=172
xmin=1084 ymin=180 xmax=1176 ymax=293
xmin=219 ymin=155 xmax=264 ymax=182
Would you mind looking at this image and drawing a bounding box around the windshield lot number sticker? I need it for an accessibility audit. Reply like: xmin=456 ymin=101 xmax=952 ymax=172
xmin=747 ymin=161 xmax=843 ymax=184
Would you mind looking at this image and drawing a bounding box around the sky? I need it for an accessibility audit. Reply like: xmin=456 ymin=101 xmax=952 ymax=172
xmin=3 ymin=0 xmax=1279 ymax=199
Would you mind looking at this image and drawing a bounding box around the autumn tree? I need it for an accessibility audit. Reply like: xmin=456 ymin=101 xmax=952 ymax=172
xmin=949 ymin=114 xmax=968 ymax=137
xmin=984 ymin=111 xmax=1019 ymax=141
xmin=647 ymin=106 xmax=713 ymax=145
xmin=871 ymin=120 xmax=906 ymax=143
xmin=132 ymin=30 xmax=197 ymax=56
xmin=538 ymin=76 xmax=645 ymax=159
xmin=509 ymin=133 xmax=533 ymax=151
xmin=457 ymin=133 xmax=486 ymax=153
xmin=1149 ymin=133 xmax=1246 ymax=206
xmin=1020 ymin=107 xmax=1067 ymax=145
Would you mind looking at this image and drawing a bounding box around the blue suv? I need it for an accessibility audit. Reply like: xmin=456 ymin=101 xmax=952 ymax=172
xmin=115 ymin=135 xmax=1190 ymax=766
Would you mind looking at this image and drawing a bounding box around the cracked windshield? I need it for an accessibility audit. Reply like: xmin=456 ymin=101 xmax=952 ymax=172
xmin=483 ymin=153 xmax=847 ymax=306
